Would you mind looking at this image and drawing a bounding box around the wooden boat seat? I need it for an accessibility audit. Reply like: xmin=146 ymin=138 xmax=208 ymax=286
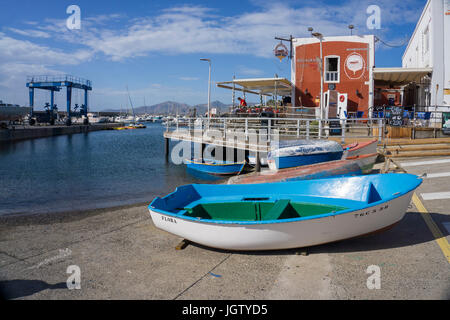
xmin=262 ymin=200 xmax=298 ymax=221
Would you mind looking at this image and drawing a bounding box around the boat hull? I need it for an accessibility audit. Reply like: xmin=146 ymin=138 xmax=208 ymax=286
xmin=149 ymin=174 xmax=422 ymax=251
xmin=229 ymin=159 xmax=362 ymax=185
xmin=186 ymin=160 xmax=245 ymax=176
xmin=267 ymin=151 xmax=343 ymax=171
xmin=345 ymin=140 xmax=378 ymax=158
xmin=149 ymin=190 xmax=414 ymax=251
xmin=350 ymin=153 xmax=378 ymax=174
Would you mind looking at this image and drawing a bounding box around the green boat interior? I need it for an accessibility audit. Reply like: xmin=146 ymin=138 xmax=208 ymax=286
xmin=182 ymin=200 xmax=349 ymax=222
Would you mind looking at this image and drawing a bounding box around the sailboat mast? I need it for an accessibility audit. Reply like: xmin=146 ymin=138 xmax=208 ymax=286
xmin=126 ymin=85 xmax=136 ymax=123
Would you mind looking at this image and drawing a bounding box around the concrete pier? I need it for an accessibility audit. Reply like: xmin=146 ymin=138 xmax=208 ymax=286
xmin=0 ymin=123 xmax=121 ymax=143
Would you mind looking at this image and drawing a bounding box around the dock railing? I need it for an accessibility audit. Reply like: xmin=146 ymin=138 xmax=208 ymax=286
xmin=165 ymin=116 xmax=386 ymax=145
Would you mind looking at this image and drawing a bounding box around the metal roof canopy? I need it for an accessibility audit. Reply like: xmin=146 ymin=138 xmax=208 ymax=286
xmin=216 ymin=77 xmax=293 ymax=96
xmin=373 ymin=67 xmax=432 ymax=86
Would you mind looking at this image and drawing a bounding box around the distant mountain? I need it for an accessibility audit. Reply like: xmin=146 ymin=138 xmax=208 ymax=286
xmin=101 ymin=100 xmax=233 ymax=115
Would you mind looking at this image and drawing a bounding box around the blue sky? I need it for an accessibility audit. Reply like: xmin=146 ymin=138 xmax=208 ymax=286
xmin=0 ymin=0 xmax=426 ymax=110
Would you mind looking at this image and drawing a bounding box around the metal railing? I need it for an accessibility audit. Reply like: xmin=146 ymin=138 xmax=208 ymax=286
xmin=26 ymin=75 xmax=92 ymax=87
xmin=165 ymin=116 xmax=385 ymax=143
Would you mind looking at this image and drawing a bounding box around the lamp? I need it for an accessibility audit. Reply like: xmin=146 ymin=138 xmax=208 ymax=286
xmin=348 ymin=25 xmax=354 ymax=35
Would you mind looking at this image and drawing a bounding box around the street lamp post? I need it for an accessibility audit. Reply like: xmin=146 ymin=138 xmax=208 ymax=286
xmin=200 ymin=58 xmax=211 ymax=127
xmin=312 ymin=32 xmax=324 ymax=123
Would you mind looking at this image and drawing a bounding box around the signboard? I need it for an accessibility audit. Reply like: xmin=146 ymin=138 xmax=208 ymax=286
xmin=337 ymin=93 xmax=348 ymax=120
xmin=274 ymin=42 xmax=289 ymax=62
xmin=344 ymin=52 xmax=366 ymax=80
xmin=389 ymin=106 xmax=404 ymax=127
xmin=443 ymin=112 xmax=450 ymax=135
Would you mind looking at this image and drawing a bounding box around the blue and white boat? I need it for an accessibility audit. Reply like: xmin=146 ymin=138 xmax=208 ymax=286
xmin=267 ymin=140 xmax=343 ymax=170
xmin=185 ymin=159 xmax=245 ymax=176
xmin=149 ymin=174 xmax=422 ymax=251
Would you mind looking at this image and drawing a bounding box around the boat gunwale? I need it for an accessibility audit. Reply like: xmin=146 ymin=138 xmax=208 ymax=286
xmin=185 ymin=159 xmax=246 ymax=167
xmin=343 ymin=139 xmax=378 ymax=151
xmin=268 ymin=150 xmax=343 ymax=159
xmin=148 ymin=178 xmax=421 ymax=226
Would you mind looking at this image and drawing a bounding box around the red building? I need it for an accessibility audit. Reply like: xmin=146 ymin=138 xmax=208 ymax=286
xmin=291 ymin=35 xmax=375 ymax=118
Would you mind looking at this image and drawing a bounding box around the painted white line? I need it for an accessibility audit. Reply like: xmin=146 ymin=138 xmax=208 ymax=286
xmin=401 ymin=158 xmax=450 ymax=167
xmin=425 ymin=172 xmax=450 ymax=179
xmin=421 ymin=192 xmax=450 ymax=201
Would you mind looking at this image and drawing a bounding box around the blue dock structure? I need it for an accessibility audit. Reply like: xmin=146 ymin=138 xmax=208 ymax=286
xmin=26 ymin=75 xmax=92 ymax=126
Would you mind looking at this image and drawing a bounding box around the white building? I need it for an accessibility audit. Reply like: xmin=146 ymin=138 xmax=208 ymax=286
xmin=402 ymin=0 xmax=450 ymax=109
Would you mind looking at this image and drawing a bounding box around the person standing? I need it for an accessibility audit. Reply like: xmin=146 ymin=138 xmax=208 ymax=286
xmin=237 ymin=97 xmax=247 ymax=107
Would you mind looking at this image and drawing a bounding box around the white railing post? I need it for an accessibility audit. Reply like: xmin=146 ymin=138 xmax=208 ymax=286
xmin=245 ymin=118 xmax=248 ymax=140
xmin=378 ymin=119 xmax=382 ymax=142
xmin=306 ymin=120 xmax=310 ymax=140
xmin=318 ymin=119 xmax=322 ymax=139
xmin=297 ymin=119 xmax=300 ymax=138
xmin=268 ymin=119 xmax=272 ymax=142
xmin=223 ymin=118 xmax=227 ymax=139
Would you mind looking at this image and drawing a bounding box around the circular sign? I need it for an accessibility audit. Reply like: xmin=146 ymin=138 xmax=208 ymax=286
xmin=344 ymin=53 xmax=366 ymax=80
xmin=340 ymin=95 xmax=345 ymax=103
xmin=274 ymin=42 xmax=289 ymax=62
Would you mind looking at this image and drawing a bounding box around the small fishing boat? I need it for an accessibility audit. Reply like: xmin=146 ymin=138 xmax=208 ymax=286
xmin=149 ymin=174 xmax=422 ymax=251
xmin=267 ymin=139 xmax=343 ymax=170
xmin=185 ymin=159 xmax=246 ymax=176
xmin=347 ymin=153 xmax=378 ymax=174
xmin=127 ymin=123 xmax=146 ymax=129
xmin=227 ymin=153 xmax=378 ymax=185
xmin=344 ymin=140 xmax=378 ymax=158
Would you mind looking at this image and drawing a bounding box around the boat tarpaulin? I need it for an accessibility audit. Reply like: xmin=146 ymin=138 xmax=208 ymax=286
xmin=268 ymin=140 xmax=343 ymax=158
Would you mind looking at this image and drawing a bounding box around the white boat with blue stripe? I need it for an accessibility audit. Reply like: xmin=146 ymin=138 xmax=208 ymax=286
xmin=267 ymin=139 xmax=344 ymax=170
xmin=148 ymin=174 xmax=422 ymax=251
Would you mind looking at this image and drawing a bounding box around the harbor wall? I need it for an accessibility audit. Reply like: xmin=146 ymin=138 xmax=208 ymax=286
xmin=0 ymin=123 xmax=120 ymax=143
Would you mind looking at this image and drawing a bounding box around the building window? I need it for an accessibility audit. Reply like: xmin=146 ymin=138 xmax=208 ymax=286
xmin=324 ymin=56 xmax=340 ymax=83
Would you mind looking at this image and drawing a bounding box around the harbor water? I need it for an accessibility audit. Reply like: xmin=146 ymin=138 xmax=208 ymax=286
xmin=0 ymin=122 xmax=224 ymax=216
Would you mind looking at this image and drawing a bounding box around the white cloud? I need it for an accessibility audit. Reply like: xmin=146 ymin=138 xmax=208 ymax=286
xmin=179 ymin=77 xmax=199 ymax=81
xmin=0 ymin=33 xmax=93 ymax=65
xmin=237 ymin=66 xmax=265 ymax=77
xmin=73 ymin=1 xmax=422 ymax=61
xmin=7 ymin=27 xmax=51 ymax=38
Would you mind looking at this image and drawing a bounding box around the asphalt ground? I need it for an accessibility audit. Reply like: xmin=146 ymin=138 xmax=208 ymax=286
xmin=0 ymin=157 xmax=449 ymax=300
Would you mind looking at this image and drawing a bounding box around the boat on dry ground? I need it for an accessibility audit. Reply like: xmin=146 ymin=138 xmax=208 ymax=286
xmin=148 ymin=174 xmax=422 ymax=251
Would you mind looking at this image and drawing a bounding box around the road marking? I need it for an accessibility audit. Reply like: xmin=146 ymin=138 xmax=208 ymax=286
xmin=412 ymin=193 xmax=450 ymax=264
xmin=421 ymin=192 xmax=450 ymax=200
xmin=425 ymin=172 xmax=450 ymax=179
xmin=400 ymin=158 xmax=450 ymax=167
